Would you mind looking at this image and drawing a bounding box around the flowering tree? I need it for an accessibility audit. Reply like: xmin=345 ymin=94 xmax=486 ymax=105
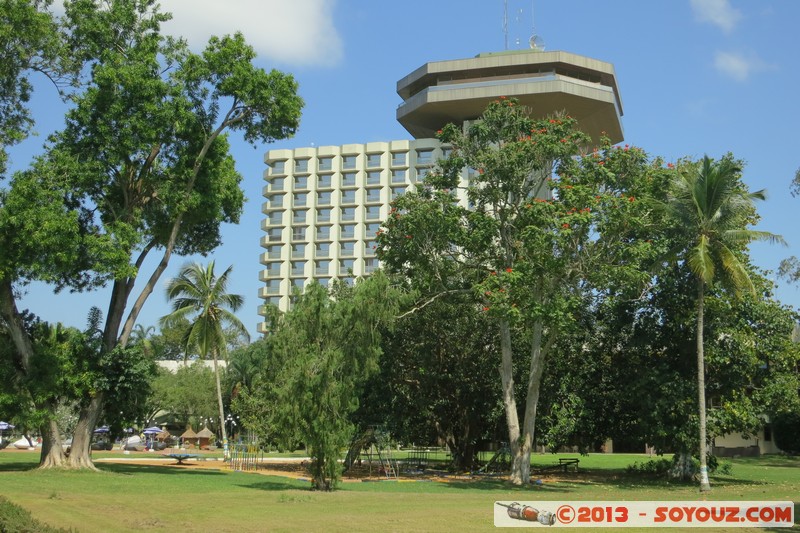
xmin=378 ymin=98 xmax=656 ymax=484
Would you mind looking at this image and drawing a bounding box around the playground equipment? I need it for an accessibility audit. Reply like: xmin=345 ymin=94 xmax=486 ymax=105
xmin=343 ymin=426 xmax=398 ymax=479
xmin=474 ymin=443 xmax=513 ymax=475
xmin=229 ymin=443 xmax=264 ymax=471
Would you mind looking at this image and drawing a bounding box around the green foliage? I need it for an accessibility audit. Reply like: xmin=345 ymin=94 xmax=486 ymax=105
xmin=360 ymin=295 xmax=503 ymax=470
xmin=263 ymin=274 xmax=398 ymax=490
xmin=149 ymin=363 xmax=217 ymax=428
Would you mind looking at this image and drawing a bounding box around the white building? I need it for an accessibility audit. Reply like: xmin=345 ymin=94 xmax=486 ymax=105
xmin=259 ymin=50 xmax=624 ymax=331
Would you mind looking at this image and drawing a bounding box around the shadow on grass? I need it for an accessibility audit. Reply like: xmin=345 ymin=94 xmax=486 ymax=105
xmin=0 ymin=462 xmax=38 ymax=473
xmin=236 ymin=479 xmax=313 ymax=492
xmin=97 ymin=463 xmax=228 ymax=476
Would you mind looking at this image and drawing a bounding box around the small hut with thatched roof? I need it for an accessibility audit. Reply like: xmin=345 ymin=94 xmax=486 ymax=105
xmin=180 ymin=428 xmax=197 ymax=449
xmin=195 ymin=427 xmax=215 ymax=449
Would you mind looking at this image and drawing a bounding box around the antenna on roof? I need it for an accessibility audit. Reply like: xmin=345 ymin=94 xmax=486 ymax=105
xmin=529 ymin=0 xmax=545 ymax=50
xmin=503 ymin=0 xmax=509 ymax=50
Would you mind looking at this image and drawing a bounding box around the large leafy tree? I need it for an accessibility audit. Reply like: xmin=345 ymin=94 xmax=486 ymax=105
xmin=378 ymin=98 xmax=653 ymax=484
xmin=160 ymin=261 xmax=249 ymax=458
xmin=0 ymin=0 xmax=302 ymax=469
xmin=259 ymin=275 xmax=398 ymax=491
xmin=663 ymin=155 xmax=784 ymax=491
xmin=359 ymin=295 xmax=503 ymax=470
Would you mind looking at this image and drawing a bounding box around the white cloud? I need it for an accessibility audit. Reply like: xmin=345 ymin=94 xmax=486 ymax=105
xmin=160 ymin=0 xmax=342 ymax=67
xmin=690 ymin=0 xmax=742 ymax=33
xmin=713 ymin=51 xmax=765 ymax=81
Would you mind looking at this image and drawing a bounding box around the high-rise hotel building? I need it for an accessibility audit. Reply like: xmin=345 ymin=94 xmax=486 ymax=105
xmin=259 ymin=50 xmax=624 ymax=330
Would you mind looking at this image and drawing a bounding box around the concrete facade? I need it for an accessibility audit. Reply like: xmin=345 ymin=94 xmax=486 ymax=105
xmin=259 ymin=49 xmax=624 ymax=329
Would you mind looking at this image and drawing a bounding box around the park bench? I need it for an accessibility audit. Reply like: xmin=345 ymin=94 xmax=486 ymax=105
xmin=163 ymin=453 xmax=199 ymax=465
xmin=558 ymin=458 xmax=579 ymax=472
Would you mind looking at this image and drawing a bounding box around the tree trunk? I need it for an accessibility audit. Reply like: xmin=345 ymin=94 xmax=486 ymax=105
xmin=0 ymin=280 xmax=68 ymax=468
xmin=696 ymin=279 xmax=711 ymax=492
xmin=518 ymin=320 xmax=549 ymax=482
xmin=39 ymin=416 xmax=66 ymax=468
xmin=498 ymin=319 xmax=526 ymax=484
xmin=212 ymin=347 xmax=228 ymax=459
xmin=68 ymin=395 xmax=102 ymax=470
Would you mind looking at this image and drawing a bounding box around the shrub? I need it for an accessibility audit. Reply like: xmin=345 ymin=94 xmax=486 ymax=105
xmin=772 ymin=412 xmax=800 ymax=455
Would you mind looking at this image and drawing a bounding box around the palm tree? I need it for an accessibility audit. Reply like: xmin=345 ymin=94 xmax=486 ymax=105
xmin=666 ymin=155 xmax=784 ymax=491
xmin=160 ymin=261 xmax=250 ymax=458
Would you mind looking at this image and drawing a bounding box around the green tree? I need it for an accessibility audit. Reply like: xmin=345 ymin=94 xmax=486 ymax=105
xmin=662 ymin=155 xmax=784 ymax=491
xmin=264 ymin=275 xmax=398 ymax=490
xmin=0 ymin=0 xmax=302 ymax=469
xmin=379 ymin=99 xmax=652 ymax=484
xmin=149 ymin=363 xmax=217 ymax=430
xmin=359 ymin=295 xmax=503 ymax=470
xmin=160 ymin=261 xmax=249 ymax=458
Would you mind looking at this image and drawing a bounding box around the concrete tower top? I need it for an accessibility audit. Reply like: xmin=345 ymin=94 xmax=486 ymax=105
xmin=396 ymin=49 xmax=624 ymax=144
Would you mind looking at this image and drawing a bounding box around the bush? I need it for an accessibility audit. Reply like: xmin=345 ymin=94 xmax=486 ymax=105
xmin=0 ymin=496 xmax=72 ymax=533
xmin=625 ymin=458 xmax=673 ymax=476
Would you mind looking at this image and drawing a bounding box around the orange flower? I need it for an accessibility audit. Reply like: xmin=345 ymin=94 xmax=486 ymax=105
xmin=505 ymin=267 xmax=513 ymax=273
xmin=562 ymin=223 xmax=570 ymax=229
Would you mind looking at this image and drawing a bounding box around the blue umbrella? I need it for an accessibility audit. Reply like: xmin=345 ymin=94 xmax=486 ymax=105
xmin=142 ymin=426 xmax=162 ymax=435
xmin=0 ymin=422 xmax=14 ymax=431
xmin=93 ymin=426 xmax=110 ymax=434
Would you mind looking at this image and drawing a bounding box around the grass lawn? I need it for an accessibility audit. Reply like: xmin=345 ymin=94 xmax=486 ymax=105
xmin=0 ymin=450 xmax=797 ymax=532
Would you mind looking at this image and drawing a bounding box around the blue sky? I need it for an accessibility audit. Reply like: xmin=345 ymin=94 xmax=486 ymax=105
xmin=10 ymin=0 xmax=800 ymax=337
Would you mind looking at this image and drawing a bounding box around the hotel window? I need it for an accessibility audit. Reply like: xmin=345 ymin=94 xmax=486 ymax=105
xmin=417 ymin=167 xmax=431 ymax=180
xmin=364 ymin=258 xmax=379 ymax=273
xmin=364 ymin=240 xmax=378 ymax=256
xmin=315 ymin=260 xmax=330 ymax=275
xmin=291 ymin=261 xmax=306 ymax=277
xmin=365 ymin=188 xmax=381 ymax=203
xmin=264 ymin=296 xmax=281 ymax=307
xmin=265 ymin=245 xmax=282 ymax=259
xmin=341 ymin=276 xmax=355 ymax=286
xmin=316 ymin=225 xmax=331 ymax=240
xmin=341 ymin=190 xmax=356 ymax=204
xmin=318 ymin=157 xmax=333 ymax=172
xmin=267 ymin=211 xmax=283 ymax=225
xmin=291 ymin=243 xmax=306 ymax=259
xmin=317 ymin=175 xmax=333 ymax=189
xmin=317 ymin=191 xmax=332 ymax=205
xmin=390 ymin=186 xmax=406 ymax=200
xmin=339 ymin=259 xmax=355 ymax=275
xmin=265 ymin=263 xmax=281 ymax=277
xmin=315 ymin=242 xmax=331 ymax=257
xmin=317 ymin=277 xmax=331 ymax=288
xmin=366 ymin=153 xmax=382 ymax=168
xmin=265 ymin=228 xmax=282 ymax=242
xmin=292 ymin=227 xmax=306 ymax=241
xmin=391 ymin=152 xmax=407 ymax=166
xmin=416 ymin=148 xmax=434 ymax=165
xmin=365 ymin=205 xmax=381 ymax=220
xmin=342 ymin=154 xmax=357 ymax=170
xmin=442 ymin=147 xmax=453 ymax=159
xmin=293 ymin=176 xmax=308 ymax=190
xmin=295 ymin=159 xmax=309 ymax=173
xmin=317 ymin=208 xmax=332 ymax=223
xmin=292 ymin=209 xmax=307 ymax=224
xmin=391 ymin=169 xmax=406 ymax=183
xmin=340 ymin=206 xmax=356 ymax=222
xmin=365 ymin=223 xmax=381 ymax=238
xmin=293 ymin=192 xmax=307 ymax=207
xmin=366 ymin=171 xmax=382 ymax=185
xmin=265 ymin=279 xmax=281 ymax=294
xmin=265 ymin=194 xmax=284 ymax=208
xmin=269 ymin=177 xmax=285 ymax=191
xmin=291 ymin=278 xmax=305 ymax=291
xmin=341 ymin=172 xmax=357 ymax=187
xmin=269 ymin=160 xmax=286 ymax=175
xmin=340 ymin=241 xmax=355 ymax=257
xmin=340 ymin=224 xmax=356 ymax=239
